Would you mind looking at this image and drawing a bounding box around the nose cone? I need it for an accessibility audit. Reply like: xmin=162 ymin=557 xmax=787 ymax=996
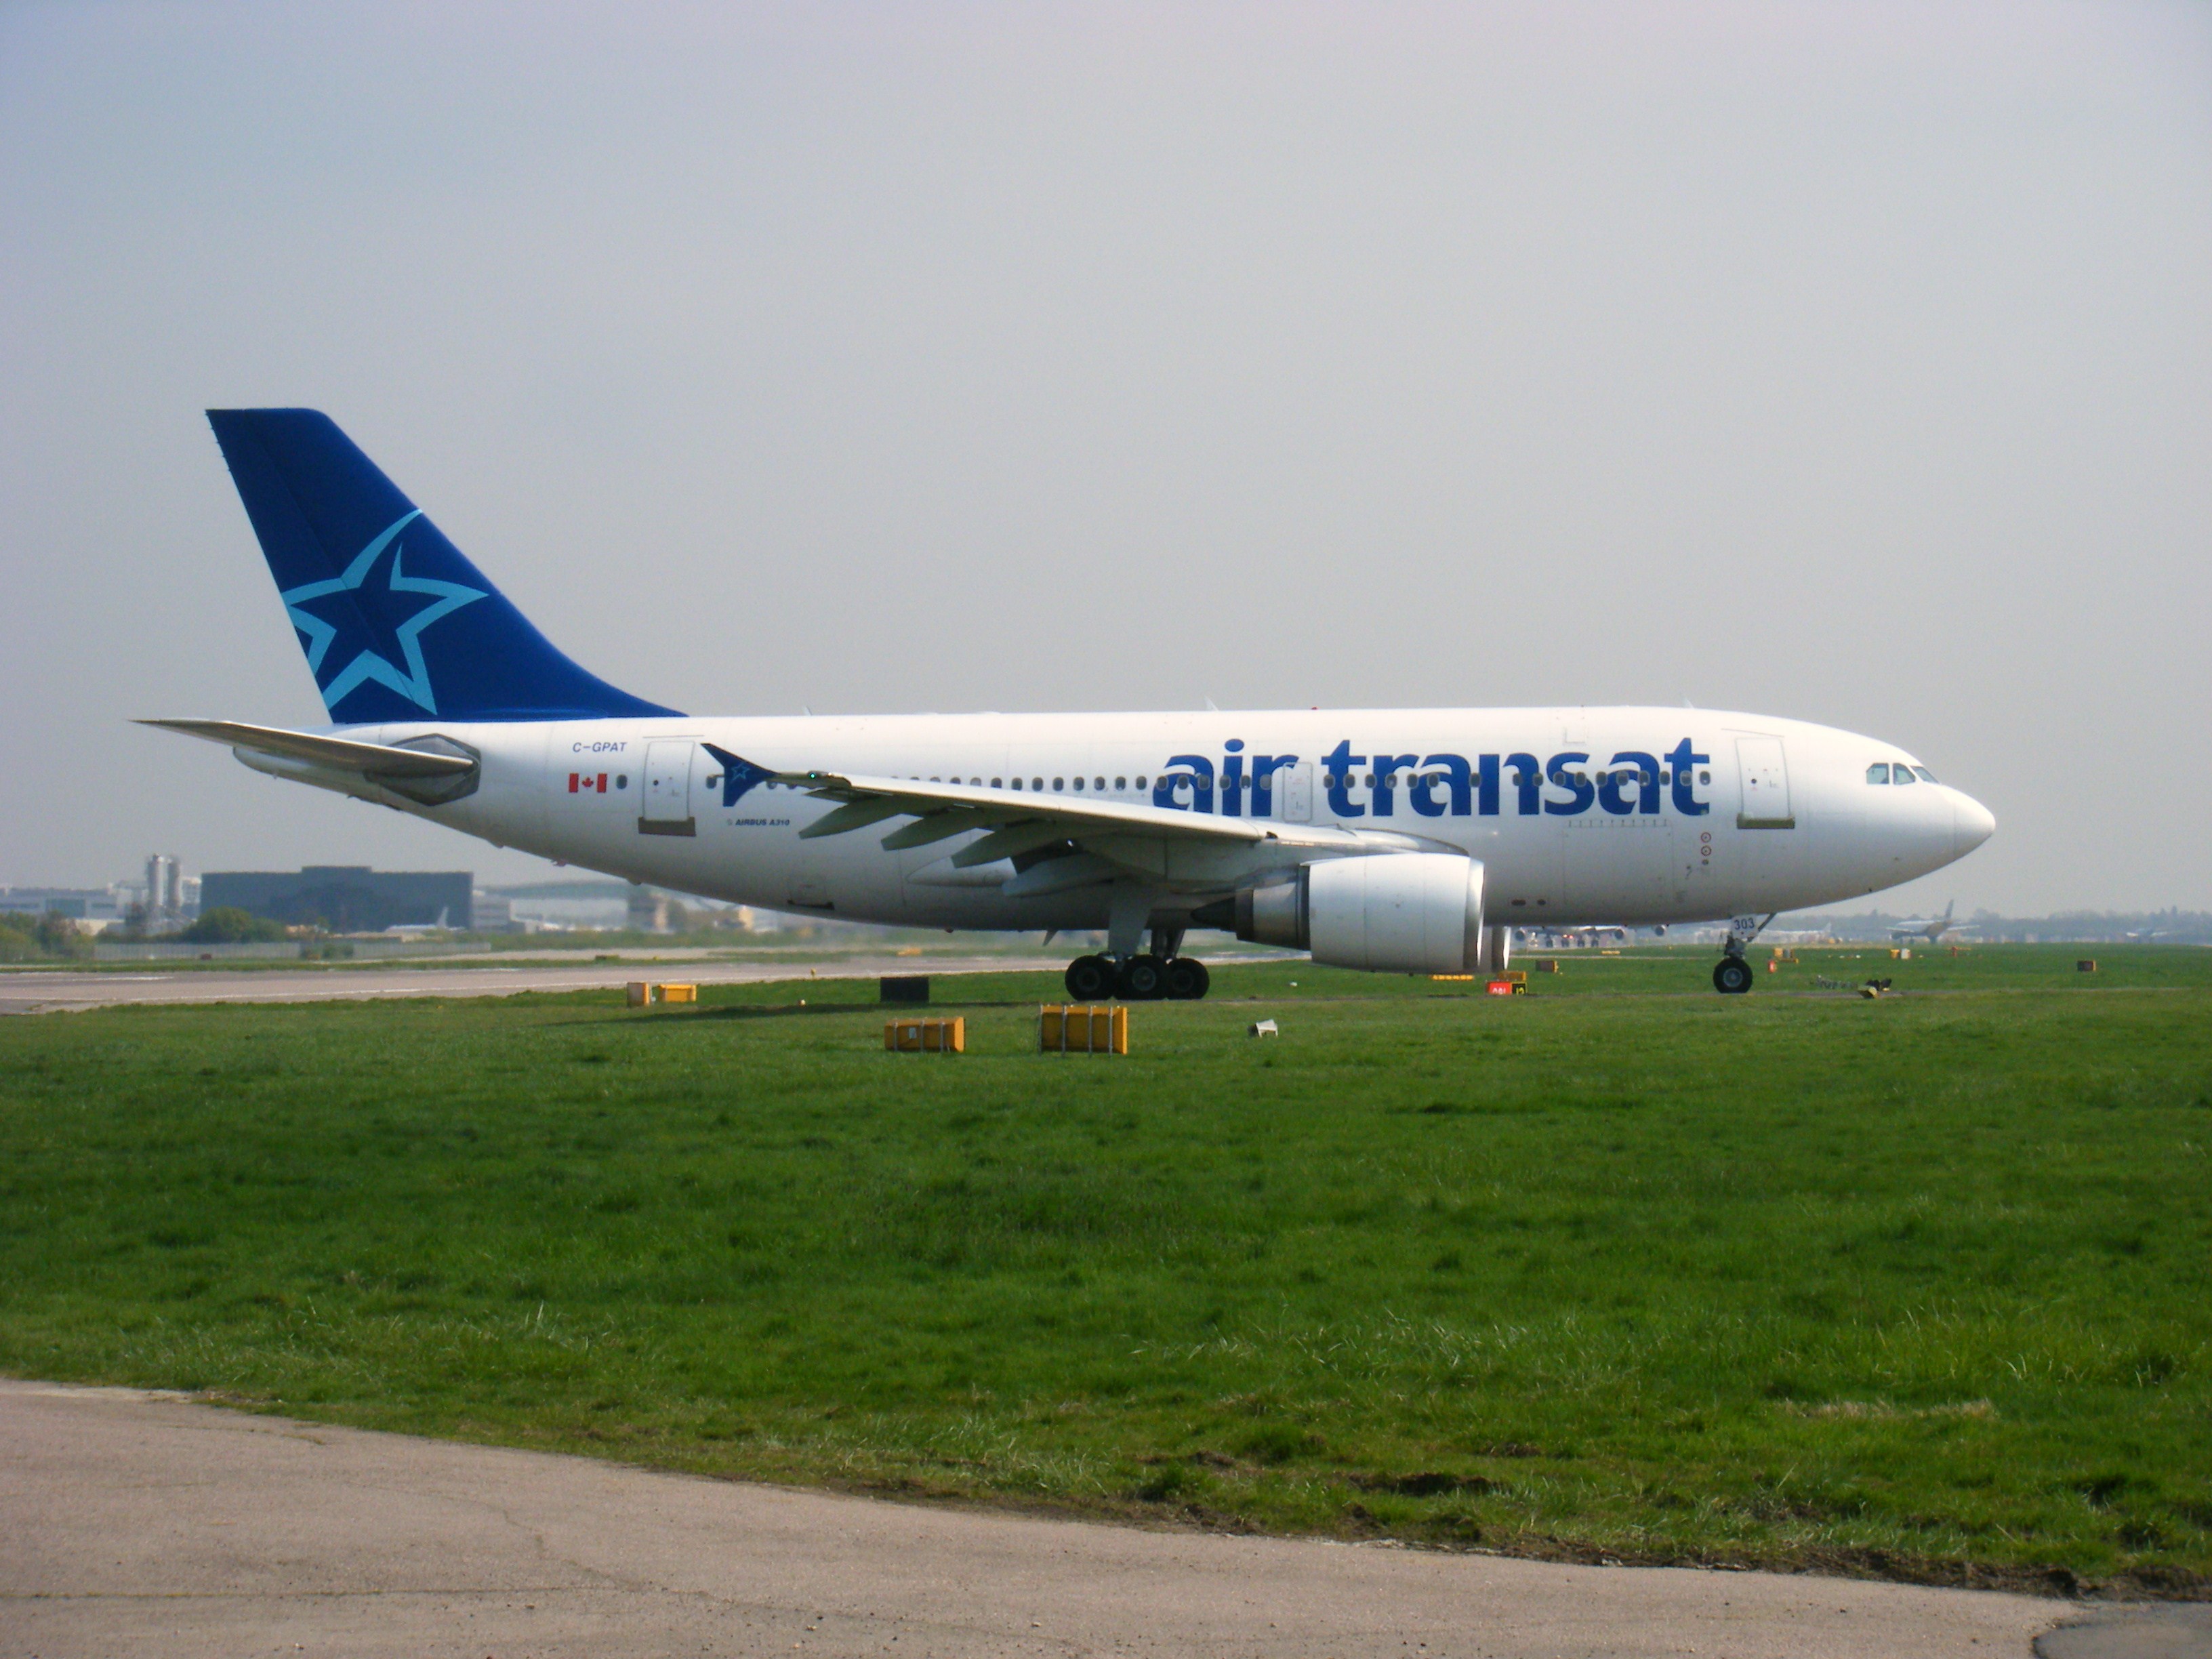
xmin=1952 ymin=792 xmax=1996 ymax=858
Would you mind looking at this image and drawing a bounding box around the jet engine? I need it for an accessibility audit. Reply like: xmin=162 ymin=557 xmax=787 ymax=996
xmin=1222 ymin=853 xmax=1499 ymax=976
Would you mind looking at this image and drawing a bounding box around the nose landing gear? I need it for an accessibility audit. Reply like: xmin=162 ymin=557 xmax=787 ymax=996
xmin=1713 ymin=912 xmax=1777 ymax=995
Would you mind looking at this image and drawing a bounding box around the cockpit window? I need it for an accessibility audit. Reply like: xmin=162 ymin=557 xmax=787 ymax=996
xmin=1893 ymin=764 xmax=1917 ymax=785
xmin=1912 ymin=766 xmax=1938 ymax=783
xmin=1866 ymin=763 xmax=1891 ymax=784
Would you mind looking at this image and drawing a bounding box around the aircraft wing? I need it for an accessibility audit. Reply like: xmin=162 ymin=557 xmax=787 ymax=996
xmin=141 ymin=718 xmax=477 ymax=778
xmin=705 ymin=746 xmax=1408 ymax=888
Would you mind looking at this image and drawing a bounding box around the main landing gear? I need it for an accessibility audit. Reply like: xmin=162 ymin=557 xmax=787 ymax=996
xmin=1712 ymin=912 xmax=1777 ymax=996
xmin=1064 ymin=922 xmax=1211 ymax=1002
xmin=1063 ymin=953 xmax=1211 ymax=1001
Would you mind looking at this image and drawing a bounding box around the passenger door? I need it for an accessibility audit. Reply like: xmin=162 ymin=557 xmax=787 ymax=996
xmin=1726 ymin=733 xmax=1805 ymax=910
xmin=638 ymin=741 xmax=697 ymax=837
xmin=1278 ymin=760 xmax=1313 ymax=824
xmin=1734 ymin=737 xmax=1794 ymax=830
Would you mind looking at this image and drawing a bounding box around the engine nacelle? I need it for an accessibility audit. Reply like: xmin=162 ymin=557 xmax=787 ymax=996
xmin=1231 ymin=853 xmax=1492 ymax=975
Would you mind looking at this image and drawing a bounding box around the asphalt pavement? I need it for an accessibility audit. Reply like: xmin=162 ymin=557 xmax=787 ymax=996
xmin=0 ymin=953 xmax=1031 ymax=1015
xmin=0 ymin=1381 xmax=2105 ymax=1659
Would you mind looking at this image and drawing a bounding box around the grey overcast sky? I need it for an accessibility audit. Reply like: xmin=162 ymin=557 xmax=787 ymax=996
xmin=3 ymin=1 xmax=2207 ymax=912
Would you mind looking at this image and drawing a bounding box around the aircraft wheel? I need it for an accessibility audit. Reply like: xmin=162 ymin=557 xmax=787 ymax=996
xmin=1065 ymin=955 xmax=1116 ymax=1002
xmin=1713 ymin=958 xmax=1755 ymax=996
xmin=1163 ymin=957 xmax=1210 ymax=1000
xmin=1118 ymin=954 xmax=1168 ymax=1001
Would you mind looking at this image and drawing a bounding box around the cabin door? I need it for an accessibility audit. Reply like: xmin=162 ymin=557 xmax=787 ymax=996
xmin=1734 ymin=737 xmax=1794 ymax=830
xmin=638 ymin=741 xmax=697 ymax=837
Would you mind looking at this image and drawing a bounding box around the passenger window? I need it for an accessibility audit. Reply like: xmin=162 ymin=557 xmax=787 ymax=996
xmin=1866 ymin=764 xmax=1890 ymax=784
xmin=1893 ymin=765 xmax=1917 ymax=786
xmin=1034 ymin=777 xmax=1045 ymax=791
xmin=1072 ymin=777 xmax=1084 ymax=791
xmin=1095 ymin=777 xmax=1105 ymax=791
xmin=1913 ymin=766 xmax=1938 ymax=783
xmin=1135 ymin=775 xmax=1147 ymax=790
xmin=1115 ymin=776 xmax=1126 ymax=790
xmin=1012 ymin=778 xmax=1023 ymax=790
xmin=991 ymin=777 xmax=1003 ymax=788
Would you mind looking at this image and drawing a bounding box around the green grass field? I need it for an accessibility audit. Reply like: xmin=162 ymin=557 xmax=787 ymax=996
xmin=2 ymin=944 xmax=2207 ymax=1596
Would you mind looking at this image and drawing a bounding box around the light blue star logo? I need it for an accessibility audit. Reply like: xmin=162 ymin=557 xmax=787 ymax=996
xmin=280 ymin=510 xmax=487 ymax=716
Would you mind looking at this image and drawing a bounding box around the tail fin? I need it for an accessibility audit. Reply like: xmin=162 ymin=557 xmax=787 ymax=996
xmin=207 ymin=409 xmax=680 ymax=724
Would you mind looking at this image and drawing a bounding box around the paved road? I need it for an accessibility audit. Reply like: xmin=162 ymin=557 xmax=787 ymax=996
xmin=0 ymin=1380 xmax=2092 ymax=1659
xmin=0 ymin=954 xmax=1044 ymax=1014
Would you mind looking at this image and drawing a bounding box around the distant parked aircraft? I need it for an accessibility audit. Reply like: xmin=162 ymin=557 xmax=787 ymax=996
xmin=1888 ymin=901 xmax=1969 ymax=944
xmin=381 ymin=907 xmax=454 ymax=937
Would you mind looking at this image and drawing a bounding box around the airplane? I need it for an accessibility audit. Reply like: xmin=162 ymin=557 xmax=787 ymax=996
xmin=148 ymin=409 xmax=1997 ymax=1000
xmin=1887 ymin=901 xmax=1970 ymax=944
xmin=381 ymin=907 xmax=454 ymax=938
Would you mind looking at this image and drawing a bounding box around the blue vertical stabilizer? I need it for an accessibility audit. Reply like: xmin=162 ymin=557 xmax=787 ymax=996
xmin=207 ymin=409 xmax=680 ymax=723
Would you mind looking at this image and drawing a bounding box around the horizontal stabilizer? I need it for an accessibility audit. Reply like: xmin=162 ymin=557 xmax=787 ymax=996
xmin=139 ymin=718 xmax=474 ymax=778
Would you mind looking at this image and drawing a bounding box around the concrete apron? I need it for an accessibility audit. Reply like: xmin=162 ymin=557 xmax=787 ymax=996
xmin=0 ymin=1380 xmax=2102 ymax=1659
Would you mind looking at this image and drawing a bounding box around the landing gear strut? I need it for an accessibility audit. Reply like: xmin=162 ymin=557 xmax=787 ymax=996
xmin=1063 ymin=922 xmax=1210 ymax=1002
xmin=1713 ymin=912 xmax=1776 ymax=996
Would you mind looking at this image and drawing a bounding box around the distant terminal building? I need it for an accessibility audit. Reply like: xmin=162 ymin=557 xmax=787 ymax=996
xmin=199 ymin=866 xmax=473 ymax=934
xmin=1 ymin=887 xmax=131 ymax=928
xmin=470 ymin=890 xmax=516 ymax=932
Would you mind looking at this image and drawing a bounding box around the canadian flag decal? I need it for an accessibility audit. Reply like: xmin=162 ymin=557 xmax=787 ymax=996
xmin=569 ymin=773 xmax=611 ymax=794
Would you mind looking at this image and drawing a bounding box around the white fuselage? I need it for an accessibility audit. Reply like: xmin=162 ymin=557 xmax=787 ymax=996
xmin=276 ymin=707 xmax=1994 ymax=932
